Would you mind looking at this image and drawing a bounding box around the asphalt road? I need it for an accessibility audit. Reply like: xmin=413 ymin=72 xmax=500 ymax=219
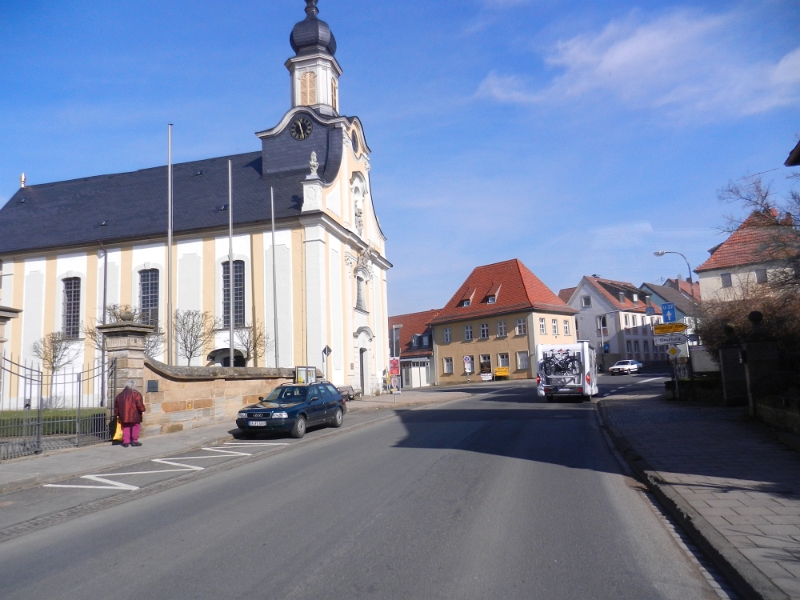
xmin=0 ymin=378 xmax=725 ymax=599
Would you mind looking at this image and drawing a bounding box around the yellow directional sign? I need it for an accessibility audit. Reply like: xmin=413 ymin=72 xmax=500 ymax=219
xmin=654 ymin=323 xmax=687 ymax=335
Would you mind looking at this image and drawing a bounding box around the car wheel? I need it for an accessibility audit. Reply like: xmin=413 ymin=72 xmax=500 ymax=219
xmin=331 ymin=407 xmax=343 ymax=428
xmin=290 ymin=416 xmax=307 ymax=439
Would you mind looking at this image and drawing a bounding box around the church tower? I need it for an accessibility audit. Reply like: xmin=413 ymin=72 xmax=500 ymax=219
xmin=287 ymin=0 xmax=342 ymax=116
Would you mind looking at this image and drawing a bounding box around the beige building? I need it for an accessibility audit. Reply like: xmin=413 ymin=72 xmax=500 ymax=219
xmin=429 ymin=259 xmax=577 ymax=384
xmin=696 ymin=208 xmax=796 ymax=302
xmin=0 ymin=2 xmax=391 ymax=404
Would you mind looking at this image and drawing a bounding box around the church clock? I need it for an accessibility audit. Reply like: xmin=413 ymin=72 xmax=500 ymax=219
xmin=290 ymin=117 xmax=313 ymax=140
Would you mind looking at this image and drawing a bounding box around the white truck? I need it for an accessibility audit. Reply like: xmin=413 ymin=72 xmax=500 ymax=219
xmin=536 ymin=341 xmax=598 ymax=401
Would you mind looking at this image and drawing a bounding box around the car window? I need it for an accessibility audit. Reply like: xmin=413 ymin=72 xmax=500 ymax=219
xmin=325 ymin=384 xmax=340 ymax=396
xmin=277 ymin=386 xmax=307 ymax=400
xmin=318 ymin=385 xmax=330 ymax=398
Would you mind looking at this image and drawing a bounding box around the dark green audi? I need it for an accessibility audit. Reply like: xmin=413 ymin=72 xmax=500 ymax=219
xmin=236 ymin=382 xmax=346 ymax=439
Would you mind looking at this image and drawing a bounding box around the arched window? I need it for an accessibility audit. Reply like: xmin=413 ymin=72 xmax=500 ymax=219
xmin=139 ymin=269 xmax=159 ymax=326
xmin=355 ymin=275 xmax=367 ymax=312
xmin=331 ymin=78 xmax=338 ymax=112
xmin=62 ymin=277 xmax=81 ymax=338
xmin=300 ymin=72 xmax=317 ymax=106
xmin=222 ymin=260 xmax=246 ymax=328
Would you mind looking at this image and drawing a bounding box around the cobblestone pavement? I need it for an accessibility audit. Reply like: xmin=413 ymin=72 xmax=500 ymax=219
xmin=601 ymin=394 xmax=800 ymax=600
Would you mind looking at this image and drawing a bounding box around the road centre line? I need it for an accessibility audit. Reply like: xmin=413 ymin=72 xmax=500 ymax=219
xmin=640 ymin=377 xmax=663 ymax=383
xmin=43 ymin=447 xmax=255 ymax=492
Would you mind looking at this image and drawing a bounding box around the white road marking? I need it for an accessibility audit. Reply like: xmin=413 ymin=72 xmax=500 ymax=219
xmin=44 ymin=447 xmax=254 ymax=491
xmin=223 ymin=442 xmax=288 ymax=447
xmin=640 ymin=377 xmax=663 ymax=383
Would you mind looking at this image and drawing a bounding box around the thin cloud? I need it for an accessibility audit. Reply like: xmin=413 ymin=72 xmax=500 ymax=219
xmin=477 ymin=8 xmax=800 ymax=118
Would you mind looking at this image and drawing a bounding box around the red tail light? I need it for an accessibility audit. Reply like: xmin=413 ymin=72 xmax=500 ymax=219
xmin=536 ymin=375 xmax=541 ymax=385
xmin=578 ymin=387 xmax=583 ymax=393
xmin=586 ymin=374 xmax=591 ymax=384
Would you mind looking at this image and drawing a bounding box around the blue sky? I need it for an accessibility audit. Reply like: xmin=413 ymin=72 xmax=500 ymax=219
xmin=1 ymin=0 xmax=798 ymax=315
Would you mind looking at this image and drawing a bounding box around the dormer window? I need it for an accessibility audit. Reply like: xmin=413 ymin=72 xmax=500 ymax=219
xmin=412 ymin=335 xmax=418 ymax=348
xmin=618 ymin=292 xmax=625 ymax=303
xmin=461 ymin=299 xmax=471 ymax=308
xmin=632 ymin=293 xmax=639 ymax=305
xmin=487 ymin=295 xmax=496 ymax=304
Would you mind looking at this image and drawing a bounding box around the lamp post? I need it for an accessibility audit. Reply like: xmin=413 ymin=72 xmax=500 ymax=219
xmin=597 ymin=310 xmax=617 ymax=372
xmin=654 ymin=250 xmax=694 ymax=297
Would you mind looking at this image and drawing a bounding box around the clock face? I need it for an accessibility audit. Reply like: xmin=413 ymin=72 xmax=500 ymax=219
xmin=290 ymin=117 xmax=313 ymax=140
xmin=351 ymin=131 xmax=359 ymax=153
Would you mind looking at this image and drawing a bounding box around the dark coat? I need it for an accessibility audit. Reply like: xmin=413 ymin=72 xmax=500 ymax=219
xmin=115 ymin=388 xmax=145 ymax=424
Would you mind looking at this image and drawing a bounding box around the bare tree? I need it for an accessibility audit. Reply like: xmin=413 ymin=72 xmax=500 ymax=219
xmin=174 ymin=310 xmax=219 ymax=366
xmin=719 ymin=176 xmax=800 ymax=292
xmin=82 ymin=304 xmax=165 ymax=358
xmin=32 ymin=332 xmax=79 ymax=374
xmin=234 ymin=319 xmax=274 ymax=366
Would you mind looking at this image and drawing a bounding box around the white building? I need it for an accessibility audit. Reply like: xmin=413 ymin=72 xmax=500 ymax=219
xmin=0 ymin=0 xmax=391 ymax=398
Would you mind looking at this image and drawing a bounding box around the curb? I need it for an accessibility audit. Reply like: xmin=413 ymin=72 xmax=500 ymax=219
xmin=596 ymin=399 xmax=789 ymax=600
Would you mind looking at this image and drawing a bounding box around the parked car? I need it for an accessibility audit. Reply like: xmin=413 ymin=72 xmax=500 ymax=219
xmin=608 ymin=360 xmax=643 ymax=375
xmin=236 ymin=381 xmax=345 ymax=439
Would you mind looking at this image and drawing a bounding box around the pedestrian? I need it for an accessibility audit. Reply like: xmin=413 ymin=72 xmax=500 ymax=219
xmin=114 ymin=380 xmax=145 ymax=448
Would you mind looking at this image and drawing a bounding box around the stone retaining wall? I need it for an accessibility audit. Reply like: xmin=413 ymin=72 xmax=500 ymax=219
xmin=140 ymin=359 xmax=295 ymax=437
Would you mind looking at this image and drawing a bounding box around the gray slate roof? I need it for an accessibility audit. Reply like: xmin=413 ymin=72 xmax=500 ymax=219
xmin=0 ymin=109 xmax=346 ymax=255
xmin=640 ymin=282 xmax=700 ymax=317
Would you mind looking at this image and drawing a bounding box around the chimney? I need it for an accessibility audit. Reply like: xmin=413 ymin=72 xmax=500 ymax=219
xmin=676 ymin=274 xmax=683 ymax=281
xmin=20 ymin=173 xmax=26 ymax=188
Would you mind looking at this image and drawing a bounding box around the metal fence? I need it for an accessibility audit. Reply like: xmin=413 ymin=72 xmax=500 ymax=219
xmin=0 ymin=355 xmax=117 ymax=461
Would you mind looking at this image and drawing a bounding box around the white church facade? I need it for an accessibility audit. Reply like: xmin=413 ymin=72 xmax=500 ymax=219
xmin=0 ymin=0 xmax=391 ymax=396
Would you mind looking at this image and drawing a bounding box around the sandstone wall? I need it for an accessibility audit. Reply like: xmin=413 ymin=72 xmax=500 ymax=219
xmin=139 ymin=359 xmax=294 ymax=437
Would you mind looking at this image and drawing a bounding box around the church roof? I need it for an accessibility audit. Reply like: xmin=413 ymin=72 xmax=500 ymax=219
xmin=0 ymin=101 xmax=357 ymax=256
xmin=290 ymin=0 xmax=337 ymax=57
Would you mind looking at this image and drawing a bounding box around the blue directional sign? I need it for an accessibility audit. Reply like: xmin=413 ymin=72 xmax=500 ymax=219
xmin=661 ymin=302 xmax=676 ymax=323
xmin=645 ymin=306 xmax=655 ymax=316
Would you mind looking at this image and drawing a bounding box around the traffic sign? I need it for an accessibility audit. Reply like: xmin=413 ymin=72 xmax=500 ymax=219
xmin=464 ymin=355 xmax=472 ymax=373
xmin=654 ymin=323 xmax=687 ymax=335
xmin=654 ymin=333 xmax=689 ymax=346
xmin=645 ymin=306 xmax=655 ymax=316
xmin=662 ymin=303 xmax=676 ymax=323
xmin=667 ymin=346 xmax=680 ymax=358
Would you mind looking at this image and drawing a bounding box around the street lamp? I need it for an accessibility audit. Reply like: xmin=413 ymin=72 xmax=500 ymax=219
xmin=654 ymin=250 xmax=695 ymax=297
xmin=596 ymin=310 xmax=617 ymax=371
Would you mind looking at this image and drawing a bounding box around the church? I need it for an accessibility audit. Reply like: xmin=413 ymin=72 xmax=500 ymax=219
xmin=0 ymin=0 xmax=391 ymax=395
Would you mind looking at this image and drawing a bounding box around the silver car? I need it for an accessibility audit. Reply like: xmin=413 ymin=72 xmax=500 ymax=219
xmin=608 ymin=360 xmax=642 ymax=375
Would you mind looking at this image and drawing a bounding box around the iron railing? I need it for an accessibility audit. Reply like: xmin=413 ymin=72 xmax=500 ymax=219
xmin=0 ymin=355 xmax=117 ymax=461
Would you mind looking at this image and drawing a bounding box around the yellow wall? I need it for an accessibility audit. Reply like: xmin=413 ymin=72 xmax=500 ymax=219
xmin=434 ymin=311 xmax=577 ymax=384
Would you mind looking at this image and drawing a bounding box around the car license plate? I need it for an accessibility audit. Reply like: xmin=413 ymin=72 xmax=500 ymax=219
xmin=248 ymin=421 xmax=267 ymax=427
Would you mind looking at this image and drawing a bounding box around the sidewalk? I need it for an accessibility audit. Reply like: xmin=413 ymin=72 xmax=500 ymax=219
xmin=0 ymin=387 xmax=470 ymax=495
xmin=599 ymin=392 xmax=800 ymax=600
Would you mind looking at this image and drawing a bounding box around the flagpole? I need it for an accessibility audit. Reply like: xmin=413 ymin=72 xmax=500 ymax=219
xmin=167 ymin=124 xmax=174 ymax=365
xmin=270 ymin=187 xmax=280 ymax=368
xmin=229 ymin=160 xmax=235 ymax=369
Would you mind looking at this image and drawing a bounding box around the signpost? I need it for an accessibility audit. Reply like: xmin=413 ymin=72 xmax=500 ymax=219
xmin=654 ymin=333 xmax=690 ymax=346
xmin=661 ymin=303 xmax=676 ymax=323
xmin=654 ymin=322 xmax=687 ymax=335
xmin=464 ymin=355 xmax=472 ymax=381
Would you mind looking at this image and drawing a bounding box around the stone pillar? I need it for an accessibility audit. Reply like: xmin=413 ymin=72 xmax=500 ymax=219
xmin=0 ymin=306 xmax=22 ymax=355
xmin=97 ymin=319 xmax=154 ymax=400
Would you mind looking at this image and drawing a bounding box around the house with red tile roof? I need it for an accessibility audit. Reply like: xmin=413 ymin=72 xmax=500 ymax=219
xmin=560 ymin=276 xmax=664 ymax=370
xmin=695 ymin=209 xmax=796 ymax=301
xmin=387 ymin=309 xmax=439 ymax=388
xmin=429 ymin=259 xmax=577 ymax=384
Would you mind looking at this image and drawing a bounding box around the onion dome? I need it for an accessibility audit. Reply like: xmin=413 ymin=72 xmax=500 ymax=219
xmin=290 ymin=0 xmax=337 ymax=57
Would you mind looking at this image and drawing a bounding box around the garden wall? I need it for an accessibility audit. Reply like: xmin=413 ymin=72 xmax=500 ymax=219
xmin=139 ymin=359 xmax=295 ymax=437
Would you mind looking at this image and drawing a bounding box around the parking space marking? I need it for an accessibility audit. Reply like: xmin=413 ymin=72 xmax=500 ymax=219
xmin=43 ymin=447 xmax=255 ymax=492
xmin=223 ymin=442 xmax=289 ymax=447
